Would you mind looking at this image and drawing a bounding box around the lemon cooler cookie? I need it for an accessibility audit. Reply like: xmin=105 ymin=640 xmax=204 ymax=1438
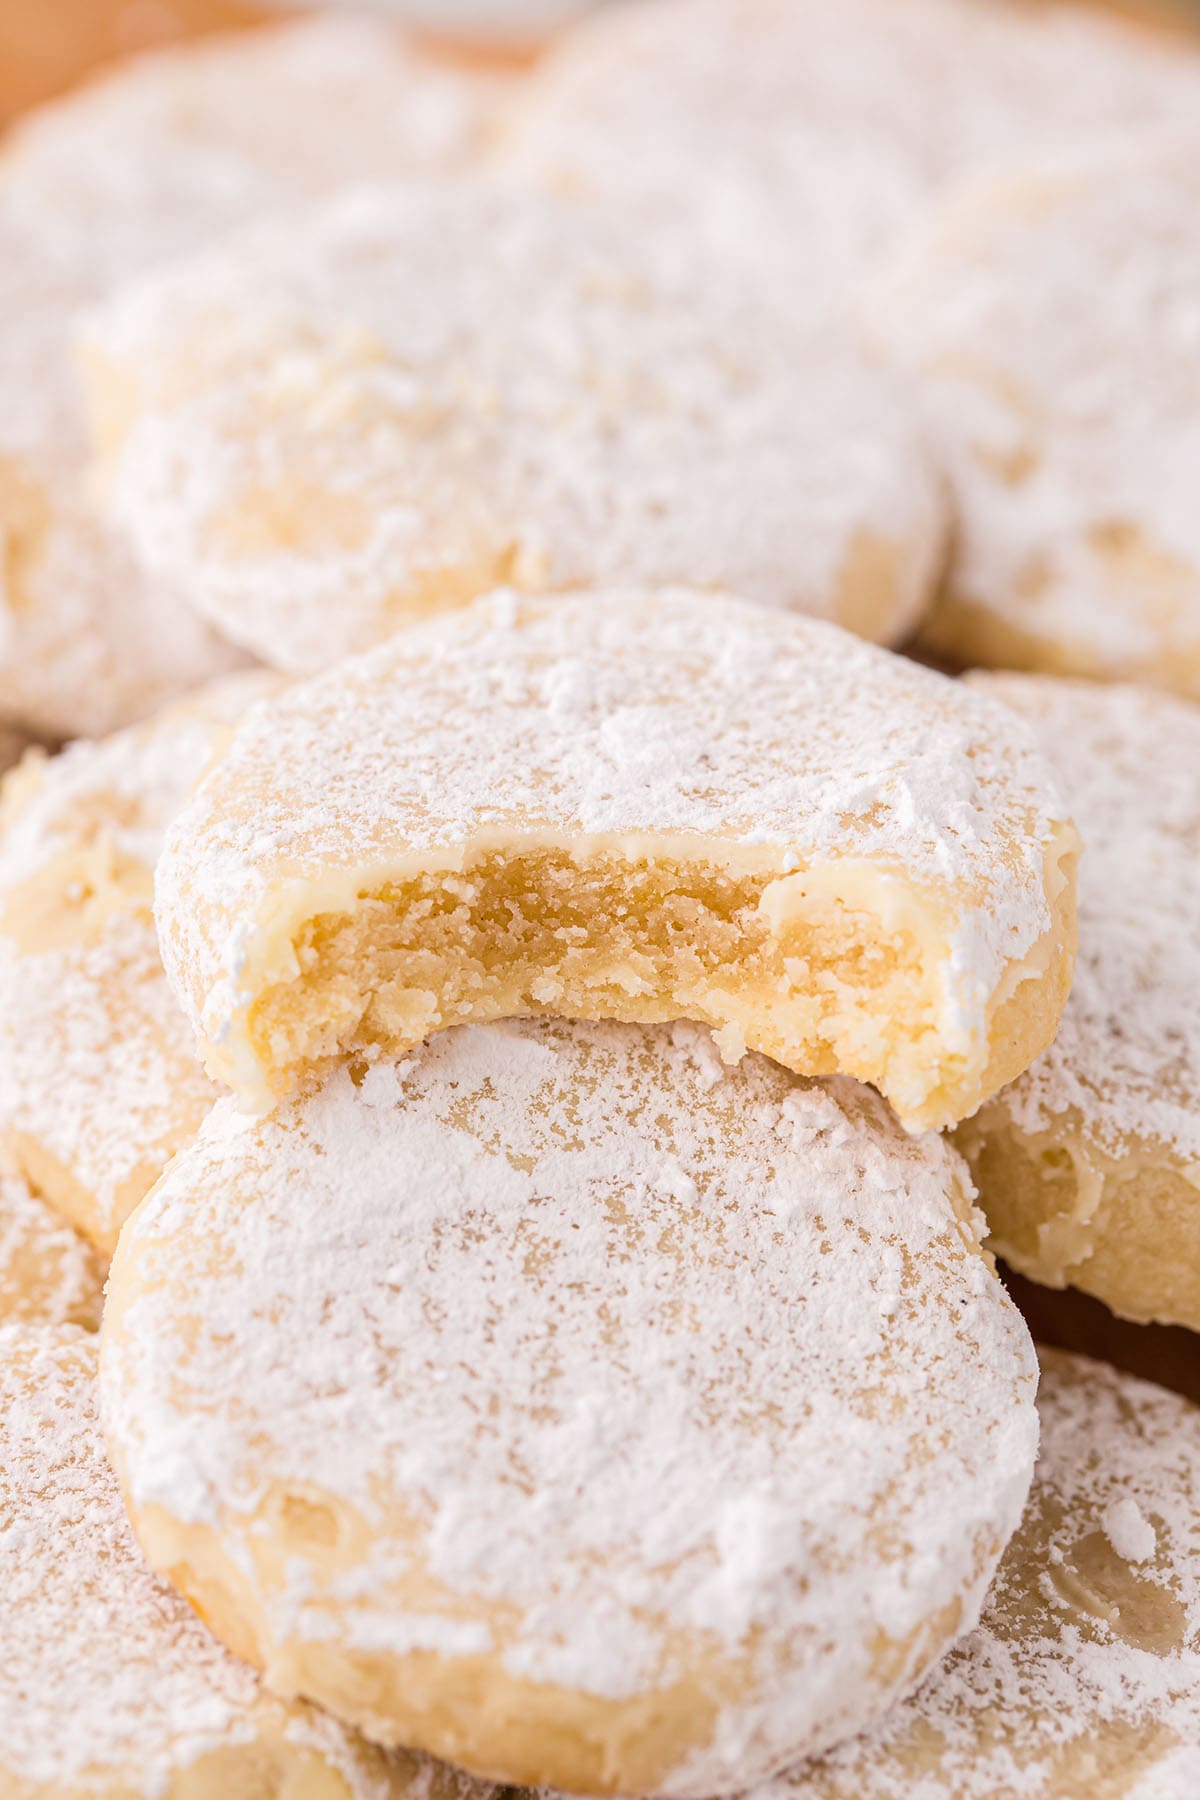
xmin=954 ymin=676 xmax=1200 ymax=1328
xmin=873 ymin=134 xmax=1200 ymax=699
xmin=100 ymin=1018 xmax=1040 ymax=1795
xmin=0 ymin=671 xmax=278 ymax=1252
xmin=768 ymin=1349 xmax=1200 ymax=1799
xmin=0 ymin=1322 xmax=470 ymax=1800
xmin=0 ymin=16 xmax=499 ymax=737
xmin=154 ymin=590 xmax=1077 ymax=1129
xmin=0 ymin=1173 xmax=105 ymax=1329
xmin=78 ymin=179 xmax=945 ymax=670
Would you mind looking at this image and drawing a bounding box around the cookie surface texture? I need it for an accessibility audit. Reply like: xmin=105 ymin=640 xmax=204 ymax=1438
xmin=872 ymin=135 xmax=1200 ymax=698
xmin=0 ymin=1322 xmax=481 ymax=1800
xmin=154 ymin=589 xmax=1078 ymax=1130
xmin=954 ymin=675 xmax=1200 ymax=1327
xmin=769 ymin=1349 xmax=1200 ymax=1799
xmin=504 ymin=0 xmax=1200 ymax=307
xmin=78 ymin=179 xmax=945 ymax=671
xmin=0 ymin=16 xmax=499 ymax=736
xmin=100 ymin=1017 xmax=1039 ymax=1796
xmin=0 ymin=671 xmax=279 ymax=1252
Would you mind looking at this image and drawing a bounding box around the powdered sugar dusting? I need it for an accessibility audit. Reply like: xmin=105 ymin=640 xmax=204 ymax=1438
xmin=872 ymin=134 xmax=1200 ymax=691
xmin=769 ymin=1351 xmax=1200 ymax=1798
xmin=0 ymin=1323 xmax=415 ymax=1797
xmin=505 ymin=0 xmax=1200 ymax=312
xmin=154 ymin=589 xmax=1070 ymax=1097
xmin=0 ymin=16 xmax=501 ymax=736
xmin=82 ymin=177 xmax=942 ymax=674
xmin=0 ymin=673 xmax=279 ymax=1248
xmin=103 ymin=1017 xmax=1039 ymax=1791
xmin=966 ymin=675 xmax=1200 ymax=1163
xmin=0 ymin=1173 xmax=105 ymax=1329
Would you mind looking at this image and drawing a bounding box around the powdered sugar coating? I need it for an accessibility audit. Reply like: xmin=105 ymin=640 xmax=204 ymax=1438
xmin=504 ymin=0 xmax=1200 ymax=313
xmin=155 ymin=589 xmax=1075 ymax=1126
xmin=0 ymin=206 xmax=244 ymax=739
xmin=965 ymin=676 xmax=1200 ymax=1166
xmin=101 ymin=1018 xmax=1039 ymax=1795
xmin=0 ymin=1173 xmax=105 ymax=1330
xmin=871 ymin=133 xmax=1200 ymax=697
xmin=0 ymin=671 xmax=280 ymax=1251
xmin=0 ymin=1323 xmax=466 ymax=1798
xmin=770 ymin=1351 xmax=1200 ymax=1799
xmin=0 ymin=17 xmax=501 ymax=737
xmin=80 ymin=179 xmax=944 ymax=673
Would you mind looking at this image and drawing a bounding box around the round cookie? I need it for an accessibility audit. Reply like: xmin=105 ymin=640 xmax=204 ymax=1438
xmin=503 ymin=0 xmax=1200 ymax=310
xmin=100 ymin=1017 xmax=1040 ymax=1796
xmin=153 ymin=588 xmax=1078 ymax=1131
xmin=78 ymin=179 xmax=946 ymax=671
xmin=0 ymin=16 xmax=501 ymax=738
xmin=0 ymin=1172 xmax=105 ymax=1329
xmin=0 ymin=1322 xmax=488 ymax=1800
xmin=0 ymin=670 xmax=280 ymax=1253
xmin=952 ymin=675 xmax=1200 ymax=1329
xmin=871 ymin=134 xmax=1200 ymax=699
xmin=768 ymin=1350 xmax=1200 ymax=1800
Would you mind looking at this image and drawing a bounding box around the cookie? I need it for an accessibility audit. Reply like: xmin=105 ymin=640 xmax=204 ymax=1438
xmin=871 ymin=134 xmax=1200 ymax=698
xmin=153 ymin=589 xmax=1078 ymax=1130
xmin=0 ymin=1322 xmax=488 ymax=1800
xmin=773 ymin=1350 xmax=1200 ymax=1799
xmin=0 ymin=1173 xmax=105 ymax=1329
xmin=0 ymin=16 xmax=501 ymax=737
xmin=0 ymin=670 xmax=279 ymax=1253
xmin=504 ymin=0 xmax=1200 ymax=311
xmin=952 ymin=675 xmax=1200 ymax=1329
xmin=100 ymin=1017 xmax=1039 ymax=1796
xmin=77 ymin=179 xmax=945 ymax=671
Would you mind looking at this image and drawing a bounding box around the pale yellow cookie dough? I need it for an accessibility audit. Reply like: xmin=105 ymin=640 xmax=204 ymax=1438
xmin=153 ymin=589 xmax=1077 ymax=1130
xmin=0 ymin=1322 xmax=492 ymax=1800
xmin=0 ymin=671 xmax=279 ymax=1252
xmin=954 ymin=675 xmax=1200 ymax=1328
xmin=100 ymin=1018 xmax=1038 ymax=1797
xmin=768 ymin=1350 xmax=1200 ymax=1799
xmin=872 ymin=135 xmax=1200 ymax=700
xmin=0 ymin=1172 xmax=105 ymax=1329
xmin=78 ymin=178 xmax=945 ymax=672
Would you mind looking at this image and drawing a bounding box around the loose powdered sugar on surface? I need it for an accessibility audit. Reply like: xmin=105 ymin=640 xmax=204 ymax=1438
xmin=503 ymin=0 xmax=1200 ymax=315
xmin=0 ymin=1324 xmax=414 ymax=1797
xmin=871 ymin=134 xmax=1200 ymax=679
xmin=153 ymin=590 xmax=1070 ymax=1069
xmin=770 ymin=1351 xmax=1200 ymax=1799
xmin=81 ymin=178 xmax=942 ymax=673
xmin=0 ymin=673 xmax=278 ymax=1243
xmin=967 ymin=675 xmax=1200 ymax=1164
xmin=103 ymin=1018 xmax=1039 ymax=1789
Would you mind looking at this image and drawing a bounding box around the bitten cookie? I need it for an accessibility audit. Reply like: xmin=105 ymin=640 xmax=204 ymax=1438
xmin=153 ymin=589 xmax=1077 ymax=1131
xmin=100 ymin=1018 xmax=1039 ymax=1796
xmin=0 ymin=671 xmax=279 ymax=1252
xmin=0 ymin=16 xmax=501 ymax=738
xmin=872 ymin=134 xmax=1200 ymax=699
xmin=504 ymin=0 xmax=1200 ymax=308
xmin=0 ymin=1173 xmax=105 ymax=1329
xmin=0 ymin=1323 xmax=488 ymax=1800
xmin=774 ymin=1350 xmax=1200 ymax=1799
xmin=953 ymin=675 xmax=1200 ymax=1329
xmin=78 ymin=179 xmax=945 ymax=671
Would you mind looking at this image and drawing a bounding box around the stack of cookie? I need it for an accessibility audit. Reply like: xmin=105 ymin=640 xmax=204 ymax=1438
xmin=1 ymin=2 xmax=1199 ymax=1796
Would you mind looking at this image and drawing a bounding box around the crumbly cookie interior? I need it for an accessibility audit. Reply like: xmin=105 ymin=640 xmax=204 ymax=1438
xmin=245 ymin=847 xmax=978 ymax=1131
